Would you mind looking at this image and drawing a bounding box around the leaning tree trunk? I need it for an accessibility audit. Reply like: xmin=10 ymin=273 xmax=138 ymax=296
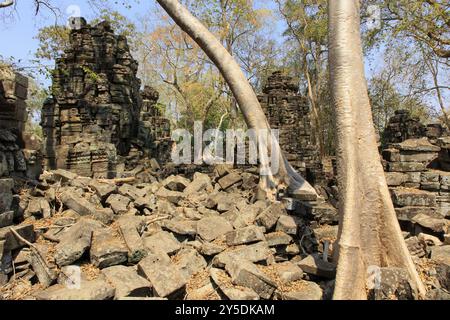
xmin=328 ymin=0 xmax=426 ymax=299
xmin=156 ymin=0 xmax=317 ymax=200
xmin=0 ymin=0 xmax=14 ymax=9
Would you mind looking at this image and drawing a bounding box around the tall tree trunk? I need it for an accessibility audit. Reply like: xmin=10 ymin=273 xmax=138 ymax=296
xmin=156 ymin=0 xmax=317 ymax=200
xmin=328 ymin=0 xmax=426 ymax=299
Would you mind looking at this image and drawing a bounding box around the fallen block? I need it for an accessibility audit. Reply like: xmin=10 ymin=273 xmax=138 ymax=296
xmin=138 ymin=252 xmax=187 ymax=298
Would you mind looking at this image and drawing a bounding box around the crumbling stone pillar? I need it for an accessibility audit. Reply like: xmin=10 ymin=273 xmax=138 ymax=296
xmin=0 ymin=65 xmax=41 ymax=232
xmin=258 ymin=71 xmax=324 ymax=185
xmin=135 ymin=86 xmax=172 ymax=164
xmin=0 ymin=66 xmax=28 ymax=136
xmin=383 ymin=110 xmax=426 ymax=144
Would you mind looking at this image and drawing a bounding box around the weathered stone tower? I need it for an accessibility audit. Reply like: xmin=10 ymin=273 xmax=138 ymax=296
xmin=41 ymin=18 xmax=174 ymax=177
xmin=383 ymin=109 xmax=446 ymax=145
xmin=135 ymin=86 xmax=172 ymax=164
xmin=258 ymin=71 xmax=323 ymax=184
xmin=41 ymin=18 xmax=142 ymax=178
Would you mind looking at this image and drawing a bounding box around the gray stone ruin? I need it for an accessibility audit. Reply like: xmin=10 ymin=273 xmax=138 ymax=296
xmin=0 ymin=65 xmax=41 ymax=180
xmin=0 ymin=65 xmax=42 ymax=240
xmin=41 ymin=18 xmax=172 ymax=178
xmin=135 ymin=85 xmax=172 ymax=165
xmin=258 ymin=71 xmax=327 ymax=185
xmin=382 ymin=110 xmax=450 ymax=258
xmin=383 ymin=109 xmax=447 ymax=144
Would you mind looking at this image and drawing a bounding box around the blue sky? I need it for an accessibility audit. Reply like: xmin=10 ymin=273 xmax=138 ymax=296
xmin=0 ymin=0 xmax=280 ymax=64
xmin=0 ymin=0 xmax=284 ymax=84
xmin=0 ymin=1 xmax=155 ymax=68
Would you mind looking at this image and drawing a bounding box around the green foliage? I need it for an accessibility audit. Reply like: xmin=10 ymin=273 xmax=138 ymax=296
xmin=135 ymin=0 xmax=276 ymax=133
xmin=368 ymin=41 xmax=433 ymax=135
xmin=34 ymin=25 xmax=70 ymax=61
xmin=27 ymin=83 xmax=49 ymax=116
xmin=81 ymin=66 xmax=100 ymax=83
xmin=25 ymin=122 xmax=43 ymax=139
xmin=277 ymin=0 xmax=447 ymax=154
xmin=279 ymin=0 xmax=328 ymax=46
xmin=361 ymin=1 xmax=448 ymax=127
xmin=154 ymin=102 xmax=167 ymax=115
xmin=24 ymin=78 xmax=48 ymax=138
xmin=0 ymin=55 xmax=22 ymax=71
xmin=369 ymin=77 xmax=430 ymax=134
xmin=364 ymin=0 xmax=450 ymax=59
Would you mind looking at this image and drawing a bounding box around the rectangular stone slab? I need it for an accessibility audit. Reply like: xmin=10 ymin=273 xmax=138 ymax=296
xmin=256 ymin=203 xmax=284 ymax=230
xmin=90 ymin=228 xmax=128 ymax=269
xmin=390 ymin=188 xmax=436 ymax=207
xmin=225 ymin=259 xmax=277 ymax=299
xmin=118 ymin=219 xmax=147 ymax=264
xmin=53 ymin=219 xmax=103 ymax=267
xmin=213 ymin=241 xmax=271 ymax=268
xmin=137 ymin=252 xmax=186 ymax=298
xmin=388 ymin=162 xmax=426 ymax=172
xmin=226 ymin=225 xmax=265 ymax=246
xmin=218 ymin=172 xmax=242 ymax=190
xmin=0 ymin=211 xmax=14 ymax=228
xmin=0 ymin=224 xmax=35 ymax=251
xmin=102 ymin=265 xmax=152 ymax=299
xmin=35 ymin=278 xmax=115 ymax=300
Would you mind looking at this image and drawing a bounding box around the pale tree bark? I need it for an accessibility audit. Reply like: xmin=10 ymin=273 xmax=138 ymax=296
xmin=156 ymin=0 xmax=317 ymax=200
xmin=0 ymin=0 xmax=14 ymax=8
xmin=328 ymin=0 xmax=426 ymax=299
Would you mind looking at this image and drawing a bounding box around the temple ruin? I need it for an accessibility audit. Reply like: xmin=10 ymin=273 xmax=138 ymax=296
xmin=383 ymin=109 xmax=447 ymax=144
xmin=0 ymin=65 xmax=41 ymax=180
xmin=381 ymin=110 xmax=450 ymax=247
xmin=258 ymin=71 xmax=325 ymax=185
xmin=135 ymin=85 xmax=172 ymax=164
xmin=41 ymin=18 xmax=172 ymax=178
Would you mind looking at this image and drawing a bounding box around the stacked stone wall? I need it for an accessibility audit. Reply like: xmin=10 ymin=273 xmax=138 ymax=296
xmin=382 ymin=111 xmax=450 ymax=253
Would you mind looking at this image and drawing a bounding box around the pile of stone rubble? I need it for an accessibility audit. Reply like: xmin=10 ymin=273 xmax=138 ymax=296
xmin=0 ymin=162 xmax=449 ymax=300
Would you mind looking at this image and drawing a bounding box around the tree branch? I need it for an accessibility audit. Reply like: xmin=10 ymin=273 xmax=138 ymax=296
xmin=0 ymin=0 xmax=14 ymax=8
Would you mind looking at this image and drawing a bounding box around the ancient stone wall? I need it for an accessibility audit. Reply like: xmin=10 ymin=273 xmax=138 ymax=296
xmin=382 ymin=112 xmax=450 ymax=256
xmin=0 ymin=66 xmax=41 ymax=237
xmin=258 ymin=71 xmax=325 ymax=185
xmin=0 ymin=66 xmax=28 ymax=135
